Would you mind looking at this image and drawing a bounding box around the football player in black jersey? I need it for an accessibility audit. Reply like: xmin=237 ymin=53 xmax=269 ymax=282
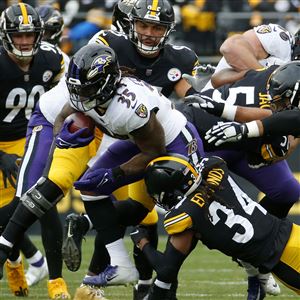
xmin=131 ymin=154 xmax=300 ymax=299
xmin=0 ymin=3 xmax=68 ymax=298
xmin=203 ymin=61 xmax=300 ymax=145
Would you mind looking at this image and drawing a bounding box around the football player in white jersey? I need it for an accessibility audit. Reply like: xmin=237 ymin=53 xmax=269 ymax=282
xmin=186 ymin=23 xmax=294 ymax=91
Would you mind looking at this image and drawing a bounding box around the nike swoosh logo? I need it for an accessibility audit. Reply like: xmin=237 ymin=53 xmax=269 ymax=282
xmin=131 ymin=230 xmax=139 ymax=235
xmin=107 ymin=274 xmax=118 ymax=281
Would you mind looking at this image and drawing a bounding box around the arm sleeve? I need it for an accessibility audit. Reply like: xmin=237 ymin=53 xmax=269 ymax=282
xmin=262 ymin=110 xmax=300 ymax=136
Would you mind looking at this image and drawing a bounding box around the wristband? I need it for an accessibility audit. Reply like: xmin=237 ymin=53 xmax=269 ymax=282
xmin=221 ymin=103 xmax=237 ymax=121
xmin=245 ymin=121 xmax=260 ymax=138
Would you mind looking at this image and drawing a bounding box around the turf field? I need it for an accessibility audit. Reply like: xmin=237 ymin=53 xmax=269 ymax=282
xmin=0 ymin=236 xmax=297 ymax=300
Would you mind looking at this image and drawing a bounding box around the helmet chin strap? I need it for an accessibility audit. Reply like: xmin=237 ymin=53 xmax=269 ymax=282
xmin=185 ymin=174 xmax=202 ymax=197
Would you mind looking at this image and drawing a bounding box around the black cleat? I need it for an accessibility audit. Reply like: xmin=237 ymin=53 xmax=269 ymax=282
xmin=62 ymin=213 xmax=87 ymax=272
xmin=133 ymin=283 xmax=151 ymax=300
xmin=247 ymin=276 xmax=266 ymax=300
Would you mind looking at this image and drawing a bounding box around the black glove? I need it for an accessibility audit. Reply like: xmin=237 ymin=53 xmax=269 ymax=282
xmin=0 ymin=151 xmax=21 ymax=188
xmin=130 ymin=225 xmax=149 ymax=248
xmin=184 ymin=94 xmax=226 ymax=117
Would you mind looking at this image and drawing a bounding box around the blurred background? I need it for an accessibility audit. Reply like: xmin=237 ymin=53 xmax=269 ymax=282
xmin=3 ymin=0 xmax=300 ymax=60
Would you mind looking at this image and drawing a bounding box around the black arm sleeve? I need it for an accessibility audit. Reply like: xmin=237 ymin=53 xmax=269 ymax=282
xmin=262 ymin=110 xmax=300 ymax=136
xmin=142 ymin=238 xmax=187 ymax=283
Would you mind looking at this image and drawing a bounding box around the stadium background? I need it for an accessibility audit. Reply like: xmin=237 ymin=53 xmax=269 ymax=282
xmin=4 ymin=0 xmax=299 ymax=231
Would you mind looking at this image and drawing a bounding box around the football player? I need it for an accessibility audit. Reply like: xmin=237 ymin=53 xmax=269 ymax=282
xmin=200 ymin=23 xmax=294 ymax=91
xmin=0 ymin=43 xmax=205 ymax=298
xmin=0 ymin=3 xmax=66 ymax=298
xmin=204 ymin=61 xmax=300 ymax=143
xmin=130 ymin=154 xmax=300 ymax=299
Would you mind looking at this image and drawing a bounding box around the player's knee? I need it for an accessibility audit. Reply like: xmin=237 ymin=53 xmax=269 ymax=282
xmin=21 ymin=177 xmax=63 ymax=218
xmin=48 ymin=171 xmax=76 ymax=195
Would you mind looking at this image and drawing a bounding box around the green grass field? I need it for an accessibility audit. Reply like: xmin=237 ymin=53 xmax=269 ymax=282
xmin=0 ymin=236 xmax=297 ymax=300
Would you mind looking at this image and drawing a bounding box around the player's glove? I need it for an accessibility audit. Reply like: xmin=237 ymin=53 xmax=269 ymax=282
xmin=205 ymin=121 xmax=249 ymax=146
xmin=74 ymin=167 xmax=124 ymax=194
xmin=185 ymin=94 xmax=227 ymax=117
xmin=130 ymin=226 xmax=149 ymax=248
xmin=0 ymin=151 xmax=21 ymax=188
xmin=55 ymin=119 xmax=94 ymax=149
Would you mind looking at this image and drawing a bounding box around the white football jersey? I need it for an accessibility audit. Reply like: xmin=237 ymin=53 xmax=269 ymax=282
xmin=72 ymin=77 xmax=187 ymax=146
xmin=203 ymin=23 xmax=293 ymax=91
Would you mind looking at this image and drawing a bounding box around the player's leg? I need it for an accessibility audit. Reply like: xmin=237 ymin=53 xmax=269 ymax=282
xmin=271 ymin=224 xmax=300 ymax=295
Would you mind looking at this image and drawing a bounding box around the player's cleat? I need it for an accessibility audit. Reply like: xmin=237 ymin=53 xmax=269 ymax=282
xmin=73 ymin=284 xmax=108 ymax=300
xmin=83 ymin=265 xmax=139 ymax=287
xmin=258 ymin=273 xmax=281 ymax=296
xmin=47 ymin=277 xmax=70 ymax=299
xmin=133 ymin=283 xmax=151 ymax=300
xmin=5 ymin=259 xmax=29 ymax=297
xmin=247 ymin=276 xmax=266 ymax=300
xmin=62 ymin=213 xmax=87 ymax=272
xmin=25 ymin=258 xmax=48 ymax=286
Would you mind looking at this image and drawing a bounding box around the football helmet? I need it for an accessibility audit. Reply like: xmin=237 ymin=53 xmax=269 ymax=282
xmin=0 ymin=3 xmax=43 ymax=59
xmin=66 ymin=44 xmax=121 ymax=111
xmin=144 ymin=154 xmax=201 ymax=210
xmin=36 ymin=5 xmax=64 ymax=45
xmin=111 ymin=0 xmax=136 ymax=35
xmin=267 ymin=61 xmax=300 ymax=111
xmin=129 ymin=0 xmax=175 ymax=55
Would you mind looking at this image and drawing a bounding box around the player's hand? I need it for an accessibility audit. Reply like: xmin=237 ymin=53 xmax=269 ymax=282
xmin=0 ymin=151 xmax=21 ymax=188
xmin=261 ymin=135 xmax=290 ymax=162
xmin=130 ymin=226 xmax=149 ymax=248
xmin=205 ymin=122 xmax=249 ymax=146
xmin=74 ymin=168 xmax=114 ymax=192
xmin=184 ymin=94 xmax=226 ymax=117
xmin=55 ymin=119 xmax=94 ymax=149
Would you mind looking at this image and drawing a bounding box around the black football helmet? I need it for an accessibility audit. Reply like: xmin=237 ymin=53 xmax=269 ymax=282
xmin=111 ymin=0 xmax=136 ymax=34
xmin=67 ymin=44 xmax=121 ymax=111
xmin=267 ymin=61 xmax=300 ymax=111
xmin=129 ymin=0 xmax=175 ymax=55
xmin=145 ymin=154 xmax=201 ymax=210
xmin=36 ymin=5 xmax=64 ymax=45
xmin=0 ymin=3 xmax=44 ymax=59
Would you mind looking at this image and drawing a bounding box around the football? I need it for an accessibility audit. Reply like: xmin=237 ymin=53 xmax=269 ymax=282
xmin=66 ymin=112 xmax=95 ymax=137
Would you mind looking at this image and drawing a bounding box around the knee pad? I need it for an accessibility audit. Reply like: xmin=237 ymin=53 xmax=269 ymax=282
xmin=21 ymin=177 xmax=63 ymax=218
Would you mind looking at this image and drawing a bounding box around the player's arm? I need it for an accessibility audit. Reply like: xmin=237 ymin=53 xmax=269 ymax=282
xmin=211 ymin=68 xmax=248 ymax=88
xmin=120 ymin=111 xmax=166 ymax=176
xmin=174 ymin=77 xmax=193 ymax=98
xmin=220 ymin=29 xmax=267 ymax=71
xmin=131 ymin=227 xmax=194 ymax=299
xmin=53 ymin=102 xmax=77 ymax=135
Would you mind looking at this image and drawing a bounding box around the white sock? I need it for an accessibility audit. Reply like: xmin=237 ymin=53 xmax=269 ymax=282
xmin=106 ymin=239 xmax=134 ymax=267
xmin=138 ymin=279 xmax=152 ymax=285
xmin=8 ymin=254 xmax=22 ymax=266
xmin=26 ymin=249 xmax=43 ymax=265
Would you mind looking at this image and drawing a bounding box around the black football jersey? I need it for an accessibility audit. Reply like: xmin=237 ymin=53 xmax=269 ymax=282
xmin=91 ymin=30 xmax=199 ymax=97
xmin=0 ymin=42 xmax=64 ymax=141
xmin=164 ymin=157 xmax=292 ymax=272
xmin=203 ymin=65 xmax=279 ymax=108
